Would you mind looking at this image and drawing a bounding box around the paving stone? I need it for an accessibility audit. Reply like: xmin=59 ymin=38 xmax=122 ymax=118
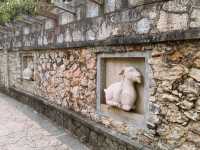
xmin=0 ymin=92 xmax=89 ymax=150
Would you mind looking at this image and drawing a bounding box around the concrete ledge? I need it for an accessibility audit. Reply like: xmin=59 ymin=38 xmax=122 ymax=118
xmin=0 ymin=87 xmax=151 ymax=150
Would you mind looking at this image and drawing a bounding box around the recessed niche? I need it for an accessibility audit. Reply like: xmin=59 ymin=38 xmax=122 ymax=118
xmin=21 ymin=54 xmax=34 ymax=81
xmin=97 ymin=52 xmax=150 ymax=128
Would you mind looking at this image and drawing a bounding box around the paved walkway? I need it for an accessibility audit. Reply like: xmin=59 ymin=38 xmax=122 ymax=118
xmin=0 ymin=92 xmax=89 ymax=150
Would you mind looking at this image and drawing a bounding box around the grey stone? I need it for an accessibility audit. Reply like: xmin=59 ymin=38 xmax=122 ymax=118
xmin=149 ymin=102 xmax=161 ymax=114
xmin=136 ymin=18 xmax=151 ymax=34
xmin=190 ymin=8 xmax=200 ymax=28
xmin=184 ymin=110 xmax=200 ymax=121
xmin=89 ymin=131 xmax=98 ymax=145
xmin=162 ymin=0 xmax=188 ymax=12
xmin=179 ymin=78 xmax=200 ymax=96
xmin=0 ymin=92 xmax=89 ymax=150
xmin=177 ymin=100 xmax=194 ymax=110
xmin=157 ymin=11 xmax=188 ymax=32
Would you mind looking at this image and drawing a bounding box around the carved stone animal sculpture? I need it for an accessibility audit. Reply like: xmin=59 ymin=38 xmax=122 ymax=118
xmin=23 ymin=63 xmax=34 ymax=80
xmin=104 ymin=66 xmax=142 ymax=111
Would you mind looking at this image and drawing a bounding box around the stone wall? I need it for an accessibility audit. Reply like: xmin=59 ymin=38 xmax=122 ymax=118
xmin=35 ymin=49 xmax=97 ymax=114
xmin=0 ymin=0 xmax=200 ymax=149
xmin=149 ymin=41 xmax=200 ymax=150
xmin=1 ymin=41 xmax=200 ymax=149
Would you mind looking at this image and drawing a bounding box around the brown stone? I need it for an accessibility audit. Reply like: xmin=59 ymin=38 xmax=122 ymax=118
xmin=169 ymin=51 xmax=184 ymax=62
xmin=87 ymin=58 xmax=96 ymax=69
xmin=177 ymin=100 xmax=194 ymax=110
xmin=80 ymin=78 xmax=88 ymax=87
xmin=166 ymin=126 xmax=186 ymax=140
xmin=153 ymin=65 xmax=188 ymax=81
xmin=190 ymin=122 xmax=200 ymax=135
xmin=196 ymin=99 xmax=200 ymax=111
xmin=179 ymin=78 xmax=200 ymax=96
xmin=160 ymin=93 xmax=179 ymax=102
xmin=73 ymin=68 xmax=81 ymax=78
xmin=164 ymin=104 xmax=188 ymax=124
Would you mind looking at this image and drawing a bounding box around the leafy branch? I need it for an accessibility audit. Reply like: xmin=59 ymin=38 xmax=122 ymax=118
xmin=0 ymin=0 xmax=46 ymax=25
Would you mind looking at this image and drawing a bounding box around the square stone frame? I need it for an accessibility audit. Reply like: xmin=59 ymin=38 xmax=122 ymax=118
xmin=20 ymin=53 xmax=34 ymax=81
xmin=17 ymin=52 xmax=37 ymax=93
xmin=96 ymin=51 xmax=151 ymax=128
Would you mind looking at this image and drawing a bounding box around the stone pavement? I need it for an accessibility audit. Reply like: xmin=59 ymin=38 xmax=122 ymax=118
xmin=0 ymin=92 xmax=90 ymax=150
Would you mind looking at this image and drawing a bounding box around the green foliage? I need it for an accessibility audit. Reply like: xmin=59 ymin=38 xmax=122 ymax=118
xmin=0 ymin=0 xmax=38 ymax=25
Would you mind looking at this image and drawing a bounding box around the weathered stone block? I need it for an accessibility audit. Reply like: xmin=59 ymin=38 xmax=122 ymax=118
xmin=89 ymin=131 xmax=98 ymax=145
xmin=128 ymin=0 xmax=144 ymax=7
xmin=162 ymin=0 xmax=187 ymax=12
xmin=136 ymin=18 xmax=151 ymax=34
xmin=59 ymin=12 xmax=74 ymax=25
xmin=187 ymin=131 xmax=200 ymax=146
xmin=184 ymin=110 xmax=200 ymax=121
xmin=87 ymin=0 xmax=99 ymax=18
xmin=177 ymin=100 xmax=194 ymax=110
xmin=157 ymin=11 xmax=188 ymax=32
xmin=45 ymin=19 xmax=55 ymax=30
xmin=190 ymin=8 xmax=200 ymax=28
xmin=189 ymin=68 xmax=200 ymax=82
xmin=105 ymin=0 xmax=115 ymax=13
xmin=174 ymin=142 xmax=198 ymax=150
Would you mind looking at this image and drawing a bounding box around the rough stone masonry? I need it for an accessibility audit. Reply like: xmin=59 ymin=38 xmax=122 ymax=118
xmin=1 ymin=0 xmax=200 ymax=149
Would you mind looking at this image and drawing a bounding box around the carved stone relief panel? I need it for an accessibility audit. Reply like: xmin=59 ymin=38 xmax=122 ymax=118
xmin=97 ymin=52 xmax=150 ymax=128
xmin=104 ymin=59 xmax=144 ymax=113
xmin=21 ymin=54 xmax=34 ymax=81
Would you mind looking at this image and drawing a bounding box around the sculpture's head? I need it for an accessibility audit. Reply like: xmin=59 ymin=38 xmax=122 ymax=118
xmin=119 ymin=66 xmax=142 ymax=83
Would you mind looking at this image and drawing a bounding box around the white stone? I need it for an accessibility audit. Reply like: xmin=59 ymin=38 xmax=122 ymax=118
xmin=177 ymin=100 xmax=194 ymax=110
xmin=71 ymin=86 xmax=79 ymax=98
xmin=179 ymin=78 xmax=200 ymax=95
xmin=23 ymin=27 xmax=30 ymax=35
xmin=43 ymin=36 xmax=48 ymax=45
xmin=157 ymin=11 xmax=188 ymax=32
xmin=23 ymin=63 xmax=34 ymax=81
xmin=72 ymin=30 xmax=83 ymax=41
xmin=57 ymin=34 xmax=64 ymax=43
xmin=160 ymin=93 xmax=179 ymax=102
xmin=65 ymin=29 xmax=72 ymax=42
xmin=86 ymin=30 xmax=96 ymax=41
xmin=45 ymin=19 xmax=54 ymax=30
xmin=97 ymin=22 xmax=112 ymax=40
xmin=184 ymin=110 xmax=200 ymax=121
xmin=86 ymin=1 xmax=99 ymax=18
xmin=104 ymin=66 xmax=142 ymax=111
xmin=128 ymin=0 xmax=144 ymax=7
xmin=60 ymin=12 xmax=74 ymax=25
xmin=153 ymin=64 xmax=189 ymax=81
xmin=162 ymin=0 xmax=187 ymax=12
xmin=174 ymin=142 xmax=197 ymax=150
xmin=105 ymin=0 xmax=115 ymax=13
xmin=136 ymin=18 xmax=151 ymax=34
xmin=189 ymin=68 xmax=200 ymax=82
xmin=190 ymin=8 xmax=200 ymax=28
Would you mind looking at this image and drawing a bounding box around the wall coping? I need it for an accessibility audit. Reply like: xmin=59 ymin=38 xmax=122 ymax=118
xmin=0 ymin=0 xmax=199 ymax=51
